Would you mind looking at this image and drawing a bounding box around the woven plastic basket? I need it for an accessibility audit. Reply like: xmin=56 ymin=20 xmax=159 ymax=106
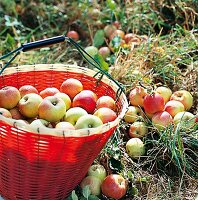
xmin=0 ymin=37 xmax=128 ymax=200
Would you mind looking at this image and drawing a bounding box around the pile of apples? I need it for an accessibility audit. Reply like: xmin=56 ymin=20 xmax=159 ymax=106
xmin=124 ymin=86 xmax=197 ymax=159
xmin=80 ymin=163 xmax=127 ymax=199
xmin=0 ymin=78 xmax=118 ymax=134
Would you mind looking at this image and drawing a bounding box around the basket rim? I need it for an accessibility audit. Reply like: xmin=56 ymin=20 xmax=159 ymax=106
xmin=0 ymin=64 xmax=128 ymax=137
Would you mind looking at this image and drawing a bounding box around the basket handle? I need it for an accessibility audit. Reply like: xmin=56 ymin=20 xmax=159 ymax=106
xmin=0 ymin=35 xmax=125 ymax=98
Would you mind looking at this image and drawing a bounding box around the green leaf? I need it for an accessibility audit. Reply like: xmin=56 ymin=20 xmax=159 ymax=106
xmin=88 ymin=195 xmax=100 ymax=200
xmin=109 ymin=157 xmax=124 ymax=172
xmin=93 ymin=30 xmax=105 ymax=48
xmin=131 ymin=186 xmax=139 ymax=196
xmin=94 ymin=54 xmax=109 ymax=72
xmin=82 ymin=185 xmax=91 ymax=199
xmin=106 ymin=0 xmax=116 ymax=10
xmin=5 ymin=33 xmax=16 ymax=48
xmin=67 ymin=190 xmax=78 ymax=200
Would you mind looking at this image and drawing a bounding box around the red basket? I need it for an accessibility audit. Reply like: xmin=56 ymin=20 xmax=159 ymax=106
xmin=0 ymin=64 xmax=128 ymax=199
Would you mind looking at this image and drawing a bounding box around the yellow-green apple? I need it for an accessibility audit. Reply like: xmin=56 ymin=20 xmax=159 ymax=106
xmin=0 ymin=108 xmax=12 ymax=118
xmin=75 ymin=114 xmax=103 ymax=129
xmin=38 ymin=96 xmax=66 ymax=122
xmin=84 ymin=46 xmax=98 ymax=57
xmin=60 ymin=78 xmax=83 ymax=99
xmin=80 ymin=176 xmax=102 ymax=196
xmin=55 ymin=121 xmax=75 ymax=130
xmin=129 ymin=121 xmax=148 ymax=138
xmin=96 ymin=95 xmax=116 ymax=111
xmin=72 ymin=90 xmax=98 ymax=114
xmin=104 ymin=24 xmax=117 ymax=38
xmin=63 ymin=107 xmax=88 ymax=125
xmin=129 ymin=86 xmax=147 ymax=107
xmin=9 ymin=107 xmax=25 ymax=120
xmin=19 ymin=85 xmax=38 ymax=97
xmin=126 ymin=138 xmax=145 ymax=159
xmin=18 ymin=93 xmax=43 ymax=118
xmin=124 ymin=106 xmax=142 ymax=123
xmin=0 ymin=86 xmax=21 ymax=109
xmin=39 ymin=87 xmax=60 ymax=99
xmin=143 ymin=93 xmax=165 ymax=114
xmin=170 ymin=90 xmax=193 ymax=110
xmin=94 ymin=107 xmax=117 ymax=124
xmin=98 ymin=46 xmax=111 ymax=60
xmin=173 ymin=111 xmax=196 ymax=128
xmin=101 ymin=174 xmax=127 ymax=199
xmin=87 ymin=164 xmax=107 ymax=181
xmin=155 ymin=86 xmax=172 ymax=103
xmin=152 ymin=111 xmax=173 ymax=130
xmin=54 ymin=92 xmax=71 ymax=111
xmin=164 ymin=100 xmax=185 ymax=117
xmin=30 ymin=119 xmax=53 ymax=133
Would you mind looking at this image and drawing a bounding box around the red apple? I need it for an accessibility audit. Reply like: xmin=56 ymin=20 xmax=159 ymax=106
xmin=60 ymin=78 xmax=83 ymax=99
xmin=124 ymin=106 xmax=142 ymax=123
xmin=155 ymin=86 xmax=172 ymax=103
xmin=18 ymin=93 xmax=43 ymax=118
xmin=164 ymin=100 xmax=185 ymax=117
xmin=124 ymin=33 xmax=139 ymax=44
xmin=94 ymin=107 xmax=117 ymax=124
xmin=0 ymin=86 xmax=21 ymax=109
xmin=0 ymin=108 xmax=12 ymax=118
xmin=98 ymin=46 xmax=111 ymax=60
xmin=109 ymin=29 xmax=125 ymax=40
xmin=38 ymin=96 xmax=66 ymax=122
xmin=54 ymin=92 xmax=71 ymax=111
xmin=170 ymin=90 xmax=193 ymax=110
xmin=101 ymin=174 xmax=127 ymax=199
xmin=19 ymin=85 xmax=38 ymax=97
xmin=143 ymin=93 xmax=165 ymax=114
xmin=152 ymin=111 xmax=173 ymax=130
xmin=96 ymin=95 xmax=116 ymax=111
xmin=39 ymin=87 xmax=60 ymax=99
xmin=9 ymin=107 xmax=24 ymax=120
xmin=129 ymin=86 xmax=147 ymax=107
xmin=66 ymin=30 xmax=79 ymax=41
xmin=72 ymin=90 xmax=97 ymax=114
xmin=129 ymin=121 xmax=148 ymax=138
xmin=55 ymin=121 xmax=75 ymax=130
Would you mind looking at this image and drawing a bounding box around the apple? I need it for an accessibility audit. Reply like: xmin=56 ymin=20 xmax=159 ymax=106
xmin=80 ymin=176 xmax=102 ymax=196
xmin=30 ymin=119 xmax=53 ymax=133
xmin=155 ymin=86 xmax=172 ymax=103
xmin=128 ymin=121 xmax=148 ymax=138
xmin=143 ymin=93 xmax=165 ymax=114
xmin=0 ymin=86 xmax=21 ymax=109
xmin=18 ymin=93 xmax=43 ymax=118
xmin=109 ymin=29 xmax=125 ymax=40
xmin=19 ymin=85 xmax=38 ymax=97
xmin=72 ymin=90 xmax=97 ymax=114
xmin=96 ymin=95 xmax=116 ymax=111
xmin=88 ymin=8 xmax=101 ymax=20
xmin=101 ymin=174 xmax=127 ymax=199
xmin=145 ymin=111 xmax=154 ymax=119
xmin=126 ymin=138 xmax=145 ymax=159
xmin=75 ymin=114 xmax=103 ymax=129
xmin=55 ymin=121 xmax=75 ymax=130
xmin=164 ymin=100 xmax=185 ymax=117
xmin=124 ymin=106 xmax=142 ymax=123
xmin=94 ymin=107 xmax=117 ymax=124
xmin=152 ymin=111 xmax=173 ymax=130
xmin=84 ymin=46 xmax=99 ymax=59
xmin=170 ymin=90 xmax=193 ymax=110
xmin=0 ymin=108 xmax=12 ymax=118
xmin=104 ymin=24 xmax=117 ymax=38
xmin=60 ymin=78 xmax=83 ymax=99
xmin=63 ymin=107 xmax=88 ymax=125
xmin=38 ymin=96 xmax=66 ymax=122
xmin=129 ymin=86 xmax=147 ymax=107
xmin=112 ymin=21 xmax=120 ymax=29
xmin=98 ymin=46 xmax=111 ymax=60
xmin=66 ymin=30 xmax=79 ymax=41
xmin=87 ymin=164 xmax=107 ymax=181
xmin=124 ymin=33 xmax=140 ymax=44
xmin=9 ymin=107 xmax=25 ymax=120
xmin=39 ymin=87 xmax=60 ymax=99
xmin=173 ymin=111 xmax=196 ymax=128
xmin=54 ymin=92 xmax=71 ymax=111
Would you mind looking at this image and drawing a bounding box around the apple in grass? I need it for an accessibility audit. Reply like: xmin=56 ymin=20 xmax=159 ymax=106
xmin=101 ymin=174 xmax=127 ymax=199
xmin=75 ymin=114 xmax=103 ymax=129
xmin=19 ymin=85 xmax=38 ymax=97
xmin=0 ymin=108 xmax=12 ymax=118
xmin=98 ymin=46 xmax=111 ymax=60
xmin=129 ymin=121 xmax=148 ymax=138
xmin=60 ymin=78 xmax=83 ymax=99
xmin=87 ymin=164 xmax=107 ymax=181
xmin=129 ymin=86 xmax=147 ymax=107
xmin=0 ymin=86 xmax=21 ymax=109
xmin=96 ymin=95 xmax=116 ymax=111
xmin=170 ymin=90 xmax=193 ymax=110
xmin=124 ymin=106 xmax=142 ymax=123
xmin=39 ymin=87 xmax=60 ymax=99
xmin=66 ymin=30 xmax=79 ymax=41
xmin=155 ymin=86 xmax=172 ymax=103
xmin=164 ymin=100 xmax=185 ymax=117
xmin=38 ymin=96 xmax=66 ymax=122
xmin=18 ymin=93 xmax=43 ymax=118
xmin=72 ymin=90 xmax=97 ymax=114
xmin=104 ymin=24 xmax=117 ymax=38
xmin=152 ymin=111 xmax=173 ymax=130
xmin=54 ymin=92 xmax=71 ymax=111
xmin=80 ymin=176 xmax=102 ymax=196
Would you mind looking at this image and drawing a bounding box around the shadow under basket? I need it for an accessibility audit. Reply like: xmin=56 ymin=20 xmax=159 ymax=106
xmin=0 ymin=64 xmax=128 ymax=200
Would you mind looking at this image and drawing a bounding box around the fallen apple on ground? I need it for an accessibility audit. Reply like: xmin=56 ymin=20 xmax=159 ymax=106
xmin=155 ymin=86 xmax=172 ymax=103
xmin=164 ymin=100 xmax=185 ymax=117
xmin=124 ymin=106 xmax=142 ymax=123
xmin=87 ymin=164 xmax=107 ymax=181
xmin=128 ymin=121 xmax=148 ymax=138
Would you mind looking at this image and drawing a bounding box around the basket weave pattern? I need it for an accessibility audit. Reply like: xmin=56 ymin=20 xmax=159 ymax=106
xmin=0 ymin=64 xmax=127 ymax=199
